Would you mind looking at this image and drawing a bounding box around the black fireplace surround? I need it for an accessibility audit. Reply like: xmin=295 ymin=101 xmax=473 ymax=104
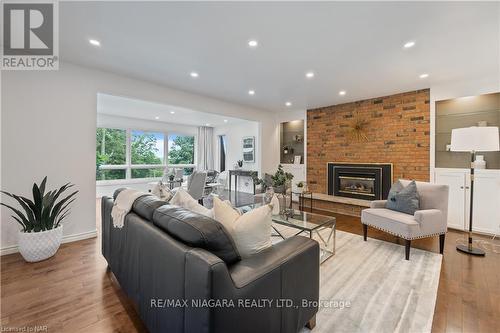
xmin=327 ymin=163 xmax=392 ymax=201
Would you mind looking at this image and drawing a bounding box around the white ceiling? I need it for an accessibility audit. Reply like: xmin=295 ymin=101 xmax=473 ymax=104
xmin=60 ymin=2 xmax=499 ymax=112
xmin=97 ymin=93 xmax=247 ymax=127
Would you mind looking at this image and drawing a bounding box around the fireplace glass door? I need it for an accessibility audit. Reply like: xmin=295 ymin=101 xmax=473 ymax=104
xmin=338 ymin=175 xmax=376 ymax=198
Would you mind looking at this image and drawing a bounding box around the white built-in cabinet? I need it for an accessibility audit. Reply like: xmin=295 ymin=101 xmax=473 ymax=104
xmin=434 ymin=168 xmax=500 ymax=235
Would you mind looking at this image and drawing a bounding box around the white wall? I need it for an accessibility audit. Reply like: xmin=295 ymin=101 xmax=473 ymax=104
xmin=1 ymin=62 xmax=278 ymax=254
xmin=213 ymin=120 xmax=259 ymax=193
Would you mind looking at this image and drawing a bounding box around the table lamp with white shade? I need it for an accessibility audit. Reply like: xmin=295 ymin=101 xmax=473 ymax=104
xmin=450 ymin=126 xmax=500 ymax=256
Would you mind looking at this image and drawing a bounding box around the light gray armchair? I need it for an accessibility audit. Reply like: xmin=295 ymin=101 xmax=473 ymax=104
xmin=361 ymin=180 xmax=449 ymax=260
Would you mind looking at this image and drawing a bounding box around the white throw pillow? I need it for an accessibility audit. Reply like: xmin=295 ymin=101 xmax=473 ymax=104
xmin=170 ymin=188 xmax=213 ymax=218
xmin=213 ymin=196 xmax=272 ymax=258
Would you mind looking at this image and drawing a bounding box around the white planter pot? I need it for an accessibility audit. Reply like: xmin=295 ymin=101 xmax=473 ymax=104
xmin=18 ymin=225 xmax=63 ymax=262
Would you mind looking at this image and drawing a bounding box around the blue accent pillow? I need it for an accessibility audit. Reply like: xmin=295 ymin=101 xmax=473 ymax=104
xmin=385 ymin=180 xmax=420 ymax=215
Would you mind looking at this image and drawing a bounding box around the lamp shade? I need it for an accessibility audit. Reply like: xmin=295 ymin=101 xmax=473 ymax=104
xmin=450 ymin=126 xmax=500 ymax=152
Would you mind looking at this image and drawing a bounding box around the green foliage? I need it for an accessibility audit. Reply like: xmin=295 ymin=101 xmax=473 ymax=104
xmin=96 ymin=128 xmax=126 ymax=180
xmin=168 ymin=136 xmax=194 ymax=165
xmin=1 ymin=177 xmax=78 ymax=233
xmin=272 ymin=164 xmax=294 ymax=187
xmin=131 ymin=133 xmax=162 ymax=165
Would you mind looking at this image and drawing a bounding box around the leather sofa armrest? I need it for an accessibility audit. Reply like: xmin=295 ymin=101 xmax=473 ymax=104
xmin=370 ymin=200 xmax=387 ymax=208
xmin=229 ymin=236 xmax=319 ymax=288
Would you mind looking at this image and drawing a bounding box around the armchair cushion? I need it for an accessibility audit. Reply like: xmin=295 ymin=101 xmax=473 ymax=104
xmin=362 ymin=208 xmax=419 ymax=239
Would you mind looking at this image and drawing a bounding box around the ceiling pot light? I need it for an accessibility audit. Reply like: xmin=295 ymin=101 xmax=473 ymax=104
xmin=339 ymin=90 xmax=346 ymax=96
xmin=89 ymin=39 xmax=100 ymax=47
xmin=248 ymin=90 xmax=255 ymax=95
xmin=155 ymin=116 xmax=160 ymax=120
xmin=403 ymin=41 xmax=415 ymax=49
xmin=306 ymin=72 xmax=315 ymax=79
xmin=205 ymin=123 xmax=211 ymax=126
xmin=419 ymin=73 xmax=429 ymax=79
xmin=170 ymin=111 xmax=175 ymax=114
xmin=190 ymin=72 xmax=199 ymax=78
xmin=248 ymin=40 xmax=258 ymax=48
xmin=285 ymin=102 xmax=292 ymax=107
xmin=224 ymin=119 xmax=228 ymax=123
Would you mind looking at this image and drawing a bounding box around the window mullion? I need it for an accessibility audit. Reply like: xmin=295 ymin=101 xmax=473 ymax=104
xmin=126 ymin=129 xmax=132 ymax=179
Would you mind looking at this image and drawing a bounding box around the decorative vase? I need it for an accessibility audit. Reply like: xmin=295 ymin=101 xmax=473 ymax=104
xmin=264 ymin=187 xmax=275 ymax=204
xmin=474 ymin=155 xmax=486 ymax=169
xmin=18 ymin=225 xmax=63 ymax=262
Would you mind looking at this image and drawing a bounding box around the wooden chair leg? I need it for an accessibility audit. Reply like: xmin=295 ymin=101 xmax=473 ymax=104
xmin=439 ymin=234 xmax=445 ymax=254
xmin=363 ymin=224 xmax=368 ymax=241
xmin=305 ymin=315 xmax=316 ymax=329
xmin=405 ymin=239 xmax=411 ymax=260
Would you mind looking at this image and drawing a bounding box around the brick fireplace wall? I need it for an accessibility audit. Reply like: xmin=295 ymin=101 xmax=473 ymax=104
xmin=307 ymin=89 xmax=430 ymax=194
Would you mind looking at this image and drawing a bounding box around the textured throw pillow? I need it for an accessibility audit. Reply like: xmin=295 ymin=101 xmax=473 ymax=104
xmin=386 ymin=180 xmax=420 ymax=215
xmin=213 ymin=196 xmax=272 ymax=258
xmin=151 ymin=181 xmax=174 ymax=202
xmin=170 ymin=188 xmax=213 ymax=218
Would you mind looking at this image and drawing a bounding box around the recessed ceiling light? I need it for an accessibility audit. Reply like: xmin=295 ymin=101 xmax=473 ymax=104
xmin=339 ymin=90 xmax=346 ymax=96
xmin=248 ymin=40 xmax=258 ymax=48
xmin=248 ymin=90 xmax=255 ymax=95
xmin=190 ymin=72 xmax=199 ymax=78
xmin=89 ymin=39 xmax=101 ymax=47
xmin=285 ymin=102 xmax=292 ymax=107
xmin=306 ymin=71 xmax=315 ymax=79
xmin=419 ymin=73 xmax=429 ymax=79
xmin=155 ymin=116 xmax=160 ymax=120
xmin=223 ymin=119 xmax=228 ymax=123
xmin=205 ymin=123 xmax=211 ymax=126
xmin=403 ymin=41 xmax=415 ymax=49
xmin=170 ymin=111 xmax=175 ymax=114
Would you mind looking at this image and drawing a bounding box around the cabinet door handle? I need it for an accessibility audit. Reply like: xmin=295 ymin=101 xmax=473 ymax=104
xmin=460 ymin=186 xmax=464 ymax=189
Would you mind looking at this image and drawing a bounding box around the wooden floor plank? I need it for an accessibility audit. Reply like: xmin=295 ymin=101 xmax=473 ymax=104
xmin=1 ymin=201 xmax=499 ymax=332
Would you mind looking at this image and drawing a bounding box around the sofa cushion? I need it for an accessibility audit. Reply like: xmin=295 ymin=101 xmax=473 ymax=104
xmin=361 ymin=208 xmax=419 ymax=239
xmin=132 ymin=195 xmax=168 ymax=221
xmin=386 ymin=180 xmax=420 ymax=215
xmin=170 ymin=188 xmax=213 ymax=218
xmin=113 ymin=188 xmax=167 ymax=221
xmin=153 ymin=205 xmax=240 ymax=265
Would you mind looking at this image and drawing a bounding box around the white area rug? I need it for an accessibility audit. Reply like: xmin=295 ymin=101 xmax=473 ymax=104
xmin=274 ymin=226 xmax=442 ymax=333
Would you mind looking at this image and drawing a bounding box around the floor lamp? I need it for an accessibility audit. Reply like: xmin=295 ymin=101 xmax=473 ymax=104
xmin=450 ymin=126 xmax=500 ymax=256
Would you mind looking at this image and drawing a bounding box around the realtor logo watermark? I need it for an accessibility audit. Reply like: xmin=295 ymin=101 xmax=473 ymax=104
xmin=1 ymin=1 xmax=58 ymax=70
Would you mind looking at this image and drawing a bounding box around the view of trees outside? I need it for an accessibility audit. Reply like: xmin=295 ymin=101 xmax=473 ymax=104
xmin=131 ymin=130 xmax=164 ymax=179
xmin=96 ymin=128 xmax=195 ymax=180
xmin=96 ymin=128 xmax=126 ymax=180
xmin=168 ymin=134 xmax=195 ymax=165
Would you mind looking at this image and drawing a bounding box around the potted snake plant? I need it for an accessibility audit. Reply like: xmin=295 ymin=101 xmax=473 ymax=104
xmin=1 ymin=177 xmax=78 ymax=262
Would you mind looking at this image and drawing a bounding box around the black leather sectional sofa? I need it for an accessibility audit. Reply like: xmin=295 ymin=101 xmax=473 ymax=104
xmin=101 ymin=190 xmax=319 ymax=333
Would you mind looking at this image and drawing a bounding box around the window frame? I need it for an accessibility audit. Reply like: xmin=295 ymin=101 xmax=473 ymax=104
xmin=96 ymin=127 xmax=196 ymax=185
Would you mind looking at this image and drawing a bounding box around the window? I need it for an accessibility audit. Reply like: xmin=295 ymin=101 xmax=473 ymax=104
xmin=96 ymin=128 xmax=126 ymax=180
xmin=131 ymin=131 xmax=164 ymax=165
xmin=168 ymin=134 xmax=194 ymax=165
xmin=96 ymin=128 xmax=196 ymax=182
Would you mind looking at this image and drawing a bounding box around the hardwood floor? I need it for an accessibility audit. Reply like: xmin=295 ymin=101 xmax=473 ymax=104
xmin=1 ymin=201 xmax=499 ymax=333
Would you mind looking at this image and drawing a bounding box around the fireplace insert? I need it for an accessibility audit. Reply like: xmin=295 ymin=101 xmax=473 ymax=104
xmin=327 ymin=163 xmax=392 ymax=200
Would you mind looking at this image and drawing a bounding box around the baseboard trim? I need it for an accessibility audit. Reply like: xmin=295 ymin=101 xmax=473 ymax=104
xmin=0 ymin=229 xmax=98 ymax=256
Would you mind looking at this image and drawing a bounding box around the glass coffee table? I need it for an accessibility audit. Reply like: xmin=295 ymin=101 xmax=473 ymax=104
xmin=234 ymin=197 xmax=336 ymax=264
xmin=272 ymin=210 xmax=336 ymax=264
